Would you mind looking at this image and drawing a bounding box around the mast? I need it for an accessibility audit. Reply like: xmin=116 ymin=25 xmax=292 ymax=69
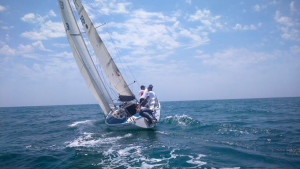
xmin=73 ymin=0 xmax=136 ymax=102
xmin=57 ymin=0 xmax=113 ymax=115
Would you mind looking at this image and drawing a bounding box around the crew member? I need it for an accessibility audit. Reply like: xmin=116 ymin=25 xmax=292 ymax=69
xmin=138 ymin=85 xmax=145 ymax=101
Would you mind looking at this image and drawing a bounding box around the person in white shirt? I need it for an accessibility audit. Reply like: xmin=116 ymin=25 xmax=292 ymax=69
xmin=141 ymin=84 xmax=158 ymax=108
xmin=138 ymin=85 xmax=145 ymax=101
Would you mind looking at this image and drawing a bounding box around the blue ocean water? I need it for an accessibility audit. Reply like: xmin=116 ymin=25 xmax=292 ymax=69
xmin=0 ymin=97 xmax=299 ymax=168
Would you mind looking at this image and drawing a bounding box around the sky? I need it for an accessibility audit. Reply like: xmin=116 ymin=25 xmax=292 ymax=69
xmin=0 ymin=0 xmax=299 ymax=107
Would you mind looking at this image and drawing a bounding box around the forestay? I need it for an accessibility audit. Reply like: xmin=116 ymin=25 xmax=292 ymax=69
xmin=57 ymin=0 xmax=113 ymax=115
xmin=73 ymin=0 xmax=135 ymax=101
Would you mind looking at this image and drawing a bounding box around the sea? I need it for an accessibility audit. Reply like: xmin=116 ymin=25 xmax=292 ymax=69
xmin=0 ymin=97 xmax=299 ymax=168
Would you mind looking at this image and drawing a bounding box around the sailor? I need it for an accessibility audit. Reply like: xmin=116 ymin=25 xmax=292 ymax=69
xmin=142 ymin=84 xmax=158 ymax=107
xmin=138 ymin=84 xmax=158 ymax=124
xmin=138 ymin=85 xmax=145 ymax=101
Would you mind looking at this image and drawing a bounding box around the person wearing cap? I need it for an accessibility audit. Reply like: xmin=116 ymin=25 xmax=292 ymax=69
xmin=141 ymin=85 xmax=158 ymax=107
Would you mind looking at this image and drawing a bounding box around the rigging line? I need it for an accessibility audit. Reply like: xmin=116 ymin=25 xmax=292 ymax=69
xmin=92 ymin=21 xmax=130 ymax=91
xmin=78 ymin=23 xmax=115 ymax=102
xmin=88 ymin=0 xmax=138 ymax=93
xmin=82 ymin=43 xmax=113 ymax=104
xmin=103 ymin=26 xmax=129 ymax=78
xmin=95 ymin=23 xmax=106 ymax=29
xmin=97 ymin=64 xmax=118 ymax=100
xmin=127 ymin=80 xmax=136 ymax=86
xmin=103 ymin=28 xmax=134 ymax=93
xmin=70 ymin=34 xmax=112 ymax=108
xmin=106 ymin=28 xmax=140 ymax=89
xmin=94 ymin=46 xmax=118 ymax=98
xmin=83 ymin=0 xmax=119 ymax=100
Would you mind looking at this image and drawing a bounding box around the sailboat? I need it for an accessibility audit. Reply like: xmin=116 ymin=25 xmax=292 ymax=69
xmin=57 ymin=0 xmax=160 ymax=128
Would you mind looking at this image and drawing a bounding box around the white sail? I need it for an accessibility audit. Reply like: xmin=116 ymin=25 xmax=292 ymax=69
xmin=73 ymin=0 xmax=135 ymax=101
xmin=57 ymin=0 xmax=113 ymax=115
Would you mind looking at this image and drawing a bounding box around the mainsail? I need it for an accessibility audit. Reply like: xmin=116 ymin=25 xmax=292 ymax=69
xmin=57 ymin=0 xmax=113 ymax=115
xmin=73 ymin=0 xmax=135 ymax=101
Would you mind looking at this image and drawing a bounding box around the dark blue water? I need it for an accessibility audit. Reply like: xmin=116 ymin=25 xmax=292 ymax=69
xmin=1 ymin=97 xmax=300 ymax=168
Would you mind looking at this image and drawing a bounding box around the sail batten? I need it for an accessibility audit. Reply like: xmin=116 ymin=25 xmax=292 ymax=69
xmin=58 ymin=0 xmax=113 ymax=115
xmin=73 ymin=0 xmax=135 ymax=100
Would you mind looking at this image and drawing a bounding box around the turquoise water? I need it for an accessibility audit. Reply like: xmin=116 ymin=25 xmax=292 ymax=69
xmin=0 ymin=97 xmax=300 ymax=168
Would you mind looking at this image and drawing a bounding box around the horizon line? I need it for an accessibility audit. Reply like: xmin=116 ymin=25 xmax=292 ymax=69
xmin=1 ymin=96 xmax=299 ymax=108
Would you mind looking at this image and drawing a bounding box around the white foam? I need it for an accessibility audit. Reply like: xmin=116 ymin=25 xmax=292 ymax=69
xmin=165 ymin=114 xmax=195 ymax=126
xmin=68 ymin=120 xmax=92 ymax=127
xmin=169 ymin=149 xmax=179 ymax=159
xmin=103 ymin=147 xmax=115 ymax=156
xmin=118 ymin=146 xmax=141 ymax=156
xmin=155 ymin=131 xmax=168 ymax=135
xmin=98 ymin=144 xmax=163 ymax=168
xmin=141 ymin=162 xmax=163 ymax=169
xmin=98 ymin=146 xmax=208 ymax=168
xmin=66 ymin=133 xmax=132 ymax=148
xmin=99 ymin=144 xmax=143 ymax=168
xmin=186 ymin=154 xmax=207 ymax=167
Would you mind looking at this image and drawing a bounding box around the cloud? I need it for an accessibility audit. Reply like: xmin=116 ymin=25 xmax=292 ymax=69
xmin=199 ymin=48 xmax=275 ymax=68
xmin=1 ymin=25 xmax=14 ymax=30
xmin=254 ymin=4 xmax=261 ymax=12
xmin=0 ymin=45 xmax=16 ymax=56
xmin=188 ymin=9 xmax=222 ymax=32
xmin=253 ymin=4 xmax=269 ymax=12
xmin=99 ymin=7 xmax=211 ymax=59
xmin=188 ymin=9 xmax=221 ymax=22
xmin=21 ymin=13 xmax=36 ymax=23
xmin=48 ymin=10 xmax=56 ymax=17
xmin=53 ymin=43 xmax=69 ymax=48
xmin=233 ymin=23 xmax=261 ymax=31
xmin=18 ymin=41 xmax=52 ymax=54
xmin=18 ymin=44 xmax=34 ymax=53
xmin=253 ymin=2 xmax=277 ymax=12
xmin=87 ymin=0 xmax=131 ymax=15
xmin=186 ymin=0 xmax=192 ymax=5
xmin=290 ymin=1 xmax=295 ymax=13
xmin=274 ymin=11 xmax=293 ymax=27
xmin=0 ymin=55 xmax=78 ymax=84
xmin=274 ymin=10 xmax=299 ymax=41
xmin=20 ymin=10 xmax=64 ymax=40
xmin=5 ymin=34 xmax=9 ymax=41
xmin=13 ymin=41 xmax=52 ymax=55
xmin=32 ymin=41 xmax=52 ymax=52
xmin=21 ymin=10 xmax=57 ymax=23
xmin=51 ymin=51 xmax=73 ymax=59
xmin=0 ymin=40 xmax=52 ymax=62
xmin=178 ymin=28 xmax=209 ymax=48
xmin=78 ymin=0 xmax=218 ymax=61
xmin=101 ymin=9 xmax=180 ymax=50
xmin=0 ymin=5 xmax=6 ymax=12
xmin=21 ymin=20 xmax=65 ymax=40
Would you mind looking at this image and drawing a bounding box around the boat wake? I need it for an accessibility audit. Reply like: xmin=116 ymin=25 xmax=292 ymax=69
xmin=65 ymin=132 xmax=132 ymax=148
xmin=68 ymin=120 xmax=93 ymax=127
xmin=160 ymin=114 xmax=201 ymax=128
xmin=65 ymin=118 xmax=207 ymax=168
xmin=97 ymin=145 xmax=207 ymax=168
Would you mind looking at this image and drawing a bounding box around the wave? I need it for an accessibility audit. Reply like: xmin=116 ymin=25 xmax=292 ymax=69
xmin=160 ymin=114 xmax=201 ymax=128
xmin=68 ymin=120 xmax=93 ymax=127
xmin=65 ymin=133 xmax=132 ymax=148
xmin=186 ymin=154 xmax=207 ymax=167
xmin=99 ymin=145 xmax=207 ymax=168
